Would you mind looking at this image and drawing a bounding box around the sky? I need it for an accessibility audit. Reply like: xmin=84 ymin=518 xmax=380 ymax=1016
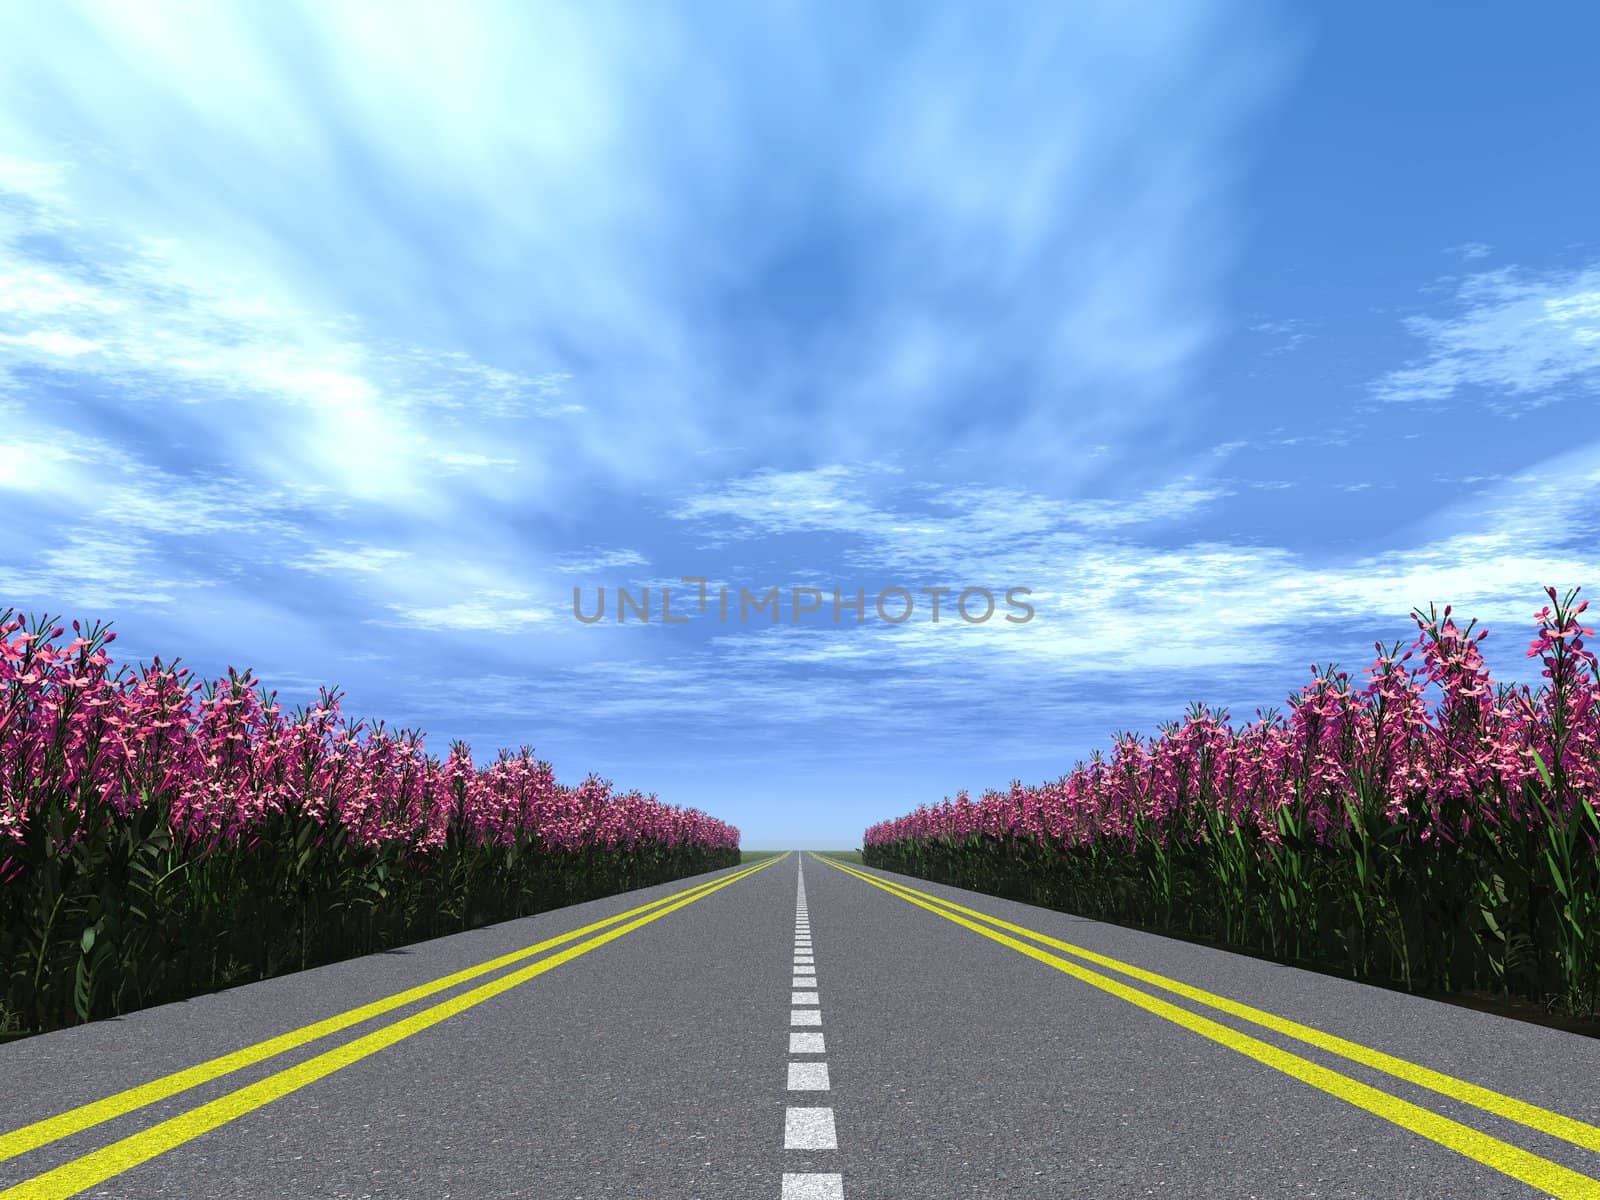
xmin=2 ymin=1 xmax=1599 ymax=849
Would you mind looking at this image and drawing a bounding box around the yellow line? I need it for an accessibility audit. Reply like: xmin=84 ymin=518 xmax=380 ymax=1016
xmin=814 ymin=855 xmax=1600 ymax=1156
xmin=0 ymin=856 xmax=782 ymax=1166
xmin=1 ymin=854 xmax=781 ymax=1200
xmin=815 ymin=855 xmax=1600 ymax=1200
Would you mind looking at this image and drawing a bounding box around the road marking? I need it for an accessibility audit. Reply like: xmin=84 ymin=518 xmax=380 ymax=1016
xmin=782 ymin=857 xmax=843 ymax=1196
xmin=788 ymin=1062 xmax=831 ymax=1091
xmin=782 ymin=1173 xmax=843 ymax=1199
xmin=821 ymin=857 xmax=1600 ymax=1158
xmin=817 ymin=856 xmax=1600 ymax=1200
xmin=784 ymin=1108 xmax=837 ymax=1150
xmin=0 ymin=857 xmax=783 ymax=1200
xmin=0 ymin=856 xmax=782 ymax=1167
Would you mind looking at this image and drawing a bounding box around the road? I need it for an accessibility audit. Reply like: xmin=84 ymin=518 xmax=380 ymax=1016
xmin=3 ymin=853 xmax=1600 ymax=1198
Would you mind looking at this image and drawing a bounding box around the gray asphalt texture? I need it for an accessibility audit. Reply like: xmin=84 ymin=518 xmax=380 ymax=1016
xmin=2 ymin=852 xmax=1599 ymax=1199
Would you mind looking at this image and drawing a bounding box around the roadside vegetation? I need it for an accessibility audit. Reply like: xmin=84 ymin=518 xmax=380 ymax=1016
xmin=0 ymin=609 xmax=739 ymax=1039
xmin=865 ymin=588 xmax=1600 ymax=1020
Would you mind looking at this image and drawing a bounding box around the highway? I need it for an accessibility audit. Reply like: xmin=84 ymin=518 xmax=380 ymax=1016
xmin=3 ymin=853 xmax=1600 ymax=1198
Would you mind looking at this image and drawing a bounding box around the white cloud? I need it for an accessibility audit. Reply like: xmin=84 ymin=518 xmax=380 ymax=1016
xmin=1375 ymin=263 xmax=1600 ymax=411
xmin=554 ymin=547 xmax=649 ymax=572
xmin=0 ymin=159 xmax=578 ymax=516
xmin=0 ymin=425 xmax=329 ymax=538
xmin=0 ymin=530 xmax=210 ymax=609
xmin=379 ymin=589 xmax=550 ymax=633
xmin=0 ymin=2 xmax=1302 ymax=480
xmin=676 ymin=466 xmax=891 ymax=538
xmin=0 ymin=330 xmax=102 ymax=355
xmin=1247 ymin=317 xmax=1312 ymax=355
xmin=435 ymin=452 xmax=520 ymax=470
xmin=674 ymin=466 xmax=1233 ymax=561
xmin=290 ymin=546 xmax=412 ymax=575
xmin=656 ymin=440 xmax=1600 ymax=703
xmin=0 ymin=434 xmax=98 ymax=498
xmin=0 ymin=153 xmax=68 ymax=201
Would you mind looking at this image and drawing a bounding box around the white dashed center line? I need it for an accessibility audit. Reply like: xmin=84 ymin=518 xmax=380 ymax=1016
xmin=784 ymin=1107 xmax=838 ymax=1149
xmin=787 ymin=1062 xmax=831 ymax=1090
xmin=780 ymin=855 xmax=843 ymax=1198
xmin=781 ymin=1173 xmax=844 ymax=1200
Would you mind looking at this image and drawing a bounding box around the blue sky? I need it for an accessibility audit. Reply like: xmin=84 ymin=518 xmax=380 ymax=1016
xmin=3 ymin=2 xmax=1598 ymax=849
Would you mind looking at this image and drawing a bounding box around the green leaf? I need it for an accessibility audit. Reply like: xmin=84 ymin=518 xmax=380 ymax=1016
xmin=1547 ymin=850 xmax=1571 ymax=900
xmin=79 ymin=927 xmax=95 ymax=954
xmin=1531 ymin=747 xmax=1555 ymax=792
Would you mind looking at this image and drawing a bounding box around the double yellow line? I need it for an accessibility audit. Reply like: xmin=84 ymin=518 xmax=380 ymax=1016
xmin=815 ymin=854 xmax=1600 ymax=1200
xmin=0 ymin=855 xmax=785 ymax=1200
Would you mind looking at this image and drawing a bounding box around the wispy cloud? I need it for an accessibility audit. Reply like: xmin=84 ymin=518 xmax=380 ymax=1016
xmin=675 ymin=466 xmax=892 ymax=539
xmin=1248 ymin=317 xmax=1313 ymax=355
xmin=1374 ymin=263 xmax=1600 ymax=411
xmin=378 ymin=589 xmax=551 ymax=634
xmin=290 ymin=546 xmax=413 ymax=575
xmin=0 ymin=179 xmax=580 ymax=499
xmin=652 ymin=438 xmax=1600 ymax=714
xmin=0 ymin=530 xmax=208 ymax=610
xmin=0 ymin=1 xmax=1303 ymax=483
xmin=673 ymin=465 xmax=1233 ymax=560
xmin=554 ymin=548 xmax=649 ymax=573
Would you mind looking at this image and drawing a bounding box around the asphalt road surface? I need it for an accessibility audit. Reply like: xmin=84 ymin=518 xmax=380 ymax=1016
xmin=3 ymin=852 xmax=1600 ymax=1199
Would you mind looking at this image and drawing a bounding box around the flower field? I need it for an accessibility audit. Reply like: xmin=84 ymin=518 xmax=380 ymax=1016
xmin=864 ymin=587 xmax=1600 ymax=1019
xmin=0 ymin=609 xmax=739 ymax=1037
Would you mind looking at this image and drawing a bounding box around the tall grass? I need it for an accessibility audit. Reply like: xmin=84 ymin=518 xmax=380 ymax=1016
xmin=0 ymin=609 xmax=739 ymax=1037
xmin=864 ymin=587 xmax=1600 ymax=1018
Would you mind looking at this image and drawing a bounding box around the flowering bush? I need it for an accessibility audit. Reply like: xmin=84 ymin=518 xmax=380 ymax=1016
xmin=864 ymin=587 xmax=1600 ymax=1017
xmin=0 ymin=609 xmax=738 ymax=1035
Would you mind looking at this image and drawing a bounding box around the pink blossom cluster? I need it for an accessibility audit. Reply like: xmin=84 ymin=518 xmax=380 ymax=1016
xmin=0 ymin=611 xmax=738 ymax=874
xmin=866 ymin=587 xmax=1600 ymax=853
